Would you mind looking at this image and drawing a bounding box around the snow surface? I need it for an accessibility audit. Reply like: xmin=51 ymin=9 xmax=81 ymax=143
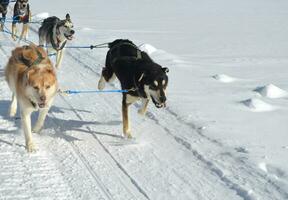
xmin=0 ymin=0 xmax=288 ymax=199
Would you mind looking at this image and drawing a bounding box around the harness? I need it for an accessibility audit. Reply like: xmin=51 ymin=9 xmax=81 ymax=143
xmin=50 ymin=29 xmax=67 ymax=51
xmin=21 ymin=46 xmax=45 ymax=108
xmin=50 ymin=22 xmax=67 ymax=51
xmin=110 ymin=42 xmax=142 ymax=64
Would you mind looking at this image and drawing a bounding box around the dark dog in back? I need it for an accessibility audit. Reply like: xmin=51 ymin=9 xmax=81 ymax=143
xmin=98 ymin=39 xmax=169 ymax=138
xmin=0 ymin=0 xmax=9 ymax=31
xmin=12 ymin=0 xmax=31 ymax=41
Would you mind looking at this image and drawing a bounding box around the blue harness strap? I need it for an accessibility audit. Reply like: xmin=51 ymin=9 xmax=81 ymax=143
xmin=61 ymin=89 xmax=129 ymax=94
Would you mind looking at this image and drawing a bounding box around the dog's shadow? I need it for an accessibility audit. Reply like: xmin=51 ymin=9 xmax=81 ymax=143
xmin=0 ymin=100 xmax=123 ymax=146
xmin=0 ymin=69 xmax=4 ymax=77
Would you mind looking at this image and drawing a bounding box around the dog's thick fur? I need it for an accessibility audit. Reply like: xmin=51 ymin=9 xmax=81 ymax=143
xmin=12 ymin=0 xmax=31 ymax=42
xmin=5 ymin=44 xmax=58 ymax=152
xmin=38 ymin=13 xmax=74 ymax=69
xmin=0 ymin=0 xmax=9 ymax=31
xmin=98 ymin=39 xmax=169 ymax=138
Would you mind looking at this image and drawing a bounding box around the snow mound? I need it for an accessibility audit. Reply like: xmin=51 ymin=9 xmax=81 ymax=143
xmin=212 ymin=74 xmax=236 ymax=83
xmin=139 ymin=44 xmax=157 ymax=55
xmin=241 ymin=98 xmax=276 ymax=112
xmin=254 ymin=84 xmax=287 ymax=99
xmin=33 ymin=12 xmax=49 ymax=20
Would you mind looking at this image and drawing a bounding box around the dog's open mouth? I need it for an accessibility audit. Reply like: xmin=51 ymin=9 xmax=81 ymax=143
xmin=38 ymin=102 xmax=46 ymax=108
xmin=64 ymin=33 xmax=73 ymax=40
xmin=151 ymin=96 xmax=166 ymax=108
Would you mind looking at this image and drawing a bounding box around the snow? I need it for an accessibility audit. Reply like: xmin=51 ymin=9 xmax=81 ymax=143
xmin=254 ymin=84 xmax=288 ymax=99
xmin=212 ymin=74 xmax=237 ymax=83
xmin=0 ymin=0 xmax=288 ymax=199
xmin=241 ymin=98 xmax=276 ymax=112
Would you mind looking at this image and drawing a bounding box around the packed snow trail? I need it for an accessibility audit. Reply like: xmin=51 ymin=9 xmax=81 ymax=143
xmin=1 ymin=0 xmax=288 ymax=199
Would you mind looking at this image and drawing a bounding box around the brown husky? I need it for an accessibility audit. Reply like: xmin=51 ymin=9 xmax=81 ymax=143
xmin=5 ymin=44 xmax=58 ymax=152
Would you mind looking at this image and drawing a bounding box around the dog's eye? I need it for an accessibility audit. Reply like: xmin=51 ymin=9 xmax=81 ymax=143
xmin=45 ymin=85 xmax=51 ymax=89
xmin=33 ymin=86 xmax=39 ymax=90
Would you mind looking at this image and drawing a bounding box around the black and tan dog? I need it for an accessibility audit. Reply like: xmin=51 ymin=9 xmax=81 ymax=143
xmin=12 ymin=0 xmax=31 ymax=41
xmin=0 ymin=0 xmax=9 ymax=31
xmin=98 ymin=39 xmax=169 ymax=138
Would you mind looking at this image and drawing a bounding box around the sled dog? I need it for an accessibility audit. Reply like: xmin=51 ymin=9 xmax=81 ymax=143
xmin=5 ymin=44 xmax=58 ymax=152
xmin=98 ymin=39 xmax=169 ymax=138
xmin=12 ymin=0 xmax=31 ymax=41
xmin=38 ymin=13 xmax=74 ymax=69
xmin=0 ymin=0 xmax=9 ymax=31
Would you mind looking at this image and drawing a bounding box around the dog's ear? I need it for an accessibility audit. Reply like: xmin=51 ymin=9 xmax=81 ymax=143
xmin=25 ymin=67 xmax=38 ymax=84
xmin=66 ymin=13 xmax=71 ymax=21
xmin=21 ymin=46 xmax=34 ymax=66
xmin=162 ymin=67 xmax=169 ymax=73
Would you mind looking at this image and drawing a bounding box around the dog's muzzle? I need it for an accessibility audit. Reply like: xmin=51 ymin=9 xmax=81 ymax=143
xmin=151 ymin=95 xmax=166 ymax=108
xmin=64 ymin=30 xmax=75 ymax=40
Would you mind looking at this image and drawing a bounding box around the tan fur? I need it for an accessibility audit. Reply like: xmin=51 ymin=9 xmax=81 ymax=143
xmin=5 ymin=44 xmax=58 ymax=152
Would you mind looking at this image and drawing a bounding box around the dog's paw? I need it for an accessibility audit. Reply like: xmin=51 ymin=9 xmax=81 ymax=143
xmin=9 ymin=109 xmax=17 ymax=118
xmin=123 ymin=130 xmax=132 ymax=139
xmin=26 ymin=141 xmax=37 ymax=153
xmin=11 ymin=36 xmax=17 ymax=41
xmin=98 ymin=80 xmax=105 ymax=90
xmin=32 ymin=126 xmax=42 ymax=134
xmin=138 ymin=109 xmax=147 ymax=116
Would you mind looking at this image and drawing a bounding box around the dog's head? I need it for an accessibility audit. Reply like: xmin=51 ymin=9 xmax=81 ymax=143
xmin=25 ymin=66 xmax=57 ymax=108
xmin=13 ymin=44 xmax=57 ymax=108
xmin=58 ymin=13 xmax=75 ymax=40
xmin=17 ymin=0 xmax=29 ymax=10
xmin=139 ymin=64 xmax=169 ymax=108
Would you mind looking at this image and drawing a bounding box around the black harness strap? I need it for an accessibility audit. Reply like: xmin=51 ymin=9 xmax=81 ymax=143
xmin=110 ymin=42 xmax=142 ymax=64
xmin=50 ymin=31 xmax=67 ymax=51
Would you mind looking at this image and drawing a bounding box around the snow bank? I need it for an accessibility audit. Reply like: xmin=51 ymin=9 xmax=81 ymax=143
xmin=254 ymin=84 xmax=287 ymax=99
xmin=212 ymin=74 xmax=237 ymax=83
xmin=139 ymin=44 xmax=157 ymax=55
xmin=241 ymin=98 xmax=276 ymax=112
xmin=33 ymin=12 xmax=49 ymax=20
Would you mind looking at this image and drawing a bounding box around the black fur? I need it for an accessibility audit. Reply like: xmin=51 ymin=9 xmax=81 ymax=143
xmin=0 ymin=0 xmax=9 ymax=30
xmin=13 ymin=0 xmax=30 ymax=24
xmin=102 ymin=39 xmax=169 ymax=108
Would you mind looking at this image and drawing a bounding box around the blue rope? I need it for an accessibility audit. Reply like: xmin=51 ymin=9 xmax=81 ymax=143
xmin=63 ymin=89 xmax=128 ymax=94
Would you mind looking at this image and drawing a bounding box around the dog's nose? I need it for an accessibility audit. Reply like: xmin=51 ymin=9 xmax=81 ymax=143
xmin=40 ymin=96 xmax=46 ymax=101
xmin=23 ymin=4 xmax=26 ymax=7
xmin=70 ymin=30 xmax=75 ymax=35
xmin=160 ymin=96 xmax=166 ymax=103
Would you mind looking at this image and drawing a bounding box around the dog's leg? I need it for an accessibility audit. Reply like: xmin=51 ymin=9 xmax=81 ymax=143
xmin=9 ymin=93 xmax=17 ymax=117
xmin=21 ymin=108 xmax=36 ymax=152
xmin=122 ymin=100 xmax=132 ymax=139
xmin=0 ymin=14 xmax=4 ymax=31
xmin=98 ymin=74 xmax=106 ymax=90
xmin=32 ymin=108 xmax=49 ymax=133
xmin=98 ymin=66 xmax=115 ymax=90
xmin=55 ymin=49 xmax=64 ymax=69
xmin=18 ymin=24 xmax=29 ymax=43
xmin=138 ymin=98 xmax=149 ymax=115
xmin=11 ymin=24 xmax=17 ymax=41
